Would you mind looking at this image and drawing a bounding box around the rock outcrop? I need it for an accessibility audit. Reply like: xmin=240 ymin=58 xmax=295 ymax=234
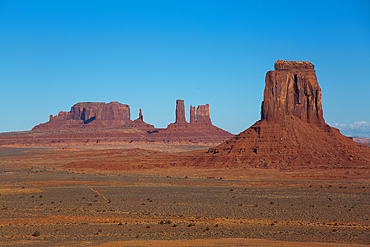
xmin=175 ymin=100 xmax=186 ymax=123
xmin=190 ymin=106 xmax=196 ymax=124
xmin=33 ymin=102 xmax=139 ymax=131
xmin=186 ymin=60 xmax=370 ymax=169
xmin=51 ymin=102 xmax=130 ymax=123
xmin=196 ymin=104 xmax=212 ymax=125
xmin=139 ymin=109 xmax=143 ymax=121
xmin=3 ymin=99 xmax=232 ymax=146
xmin=261 ymin=60 xmax=324 ymax=125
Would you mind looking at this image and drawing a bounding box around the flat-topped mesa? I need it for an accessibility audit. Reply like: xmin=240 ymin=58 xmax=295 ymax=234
xmin=50 ymin=102 xmax=130 ymax=124
xmin=175 ymin=99 xmax=187 ymax=123
xmin=196 ymin=104 xmax=212 ymax=125
xmin=261 ymin=60 xmax=325 ymax=125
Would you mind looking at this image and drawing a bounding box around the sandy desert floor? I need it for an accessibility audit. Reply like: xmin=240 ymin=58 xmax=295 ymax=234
xmin=0 ymin=146 xmax=369 ymax=246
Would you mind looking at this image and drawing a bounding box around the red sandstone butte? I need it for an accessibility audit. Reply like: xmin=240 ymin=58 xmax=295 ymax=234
xmin=33 ymin=102 xmax=132 ymax=130
xmin=186 ymin=60 xmax=370 ymax=169
xmin=175 ymin=99 xmax=186 ymax=123
xmin=261 ymin=60 xmax=324 ymax=125
xmin=196 ymin=104 xmax=212 ymax=125
xmin=0 ymin=100 xmax=232 ymax=146
xmin=154 ymin=99 xmax=233 ymax=143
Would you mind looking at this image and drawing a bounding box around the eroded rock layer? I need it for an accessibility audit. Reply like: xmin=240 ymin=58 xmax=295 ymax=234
xmin=261 ymin=60 xmax=324 ymax=125
xmin=33 ymin=102 xmax=132 ymax=130
xmin=188 ymin=60 xmax=370 ymax=169
xmin=1 ymin=100 xmax=232 ymax=146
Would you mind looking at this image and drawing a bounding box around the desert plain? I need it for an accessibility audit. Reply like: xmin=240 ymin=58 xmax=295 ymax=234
xmin=0 ymin=144 xmax=369 ymax=247
xmin=1 ymin=61 xmax=370 ymax=246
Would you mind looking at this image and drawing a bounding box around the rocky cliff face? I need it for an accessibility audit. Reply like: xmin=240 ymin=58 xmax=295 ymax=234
xmin=196 ymin=104 xmax=212 ymax=125
xmin=197 ymin=60 xmax=370 ymax=169
xmin=50 ymin=102 xmax=130 ymax=124
xmin=175 ymin=100 xmax=186 ymax=123
xmin=261 ymin=60 xmax=324 ymax=126
xmin=190 ymin=106 xmax=196 ymax=124
xmin=26 ymin=99 xmax=232 ymax=145
xmin=170 ymin=100 xmax=212 ymax=126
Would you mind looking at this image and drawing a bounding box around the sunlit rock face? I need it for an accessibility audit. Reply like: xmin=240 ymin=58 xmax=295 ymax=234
xmin=261 ymin=60 xmax=324 ymax=126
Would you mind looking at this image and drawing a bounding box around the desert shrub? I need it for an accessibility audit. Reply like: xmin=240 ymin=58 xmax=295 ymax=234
xmin=39 ymin=195 xmax=43 ymax=198
xmin=146 ymin=225 xmax=151 ymax=228
xmin=166 ymin=220 xmax=172 ymax=224
xmin=159 ymin=220 xmax=164 ymax=224
xmin=172 ymin=223 xmax=178 ymax=227
xmin=33 ymin=231 xmax=41 ymax=237
xmin=270 ymin=201 xmax=274 ymax=205
xmin=118 ymin=222 xmax=123 ymax=225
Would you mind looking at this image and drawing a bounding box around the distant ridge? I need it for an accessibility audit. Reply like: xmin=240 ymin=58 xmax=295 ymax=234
xmin=0 ymin=100 xmax=233 ymax=147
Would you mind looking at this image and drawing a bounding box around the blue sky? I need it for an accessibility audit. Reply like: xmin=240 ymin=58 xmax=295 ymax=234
xmin=1 ymin=0 xmax=369 ymax=136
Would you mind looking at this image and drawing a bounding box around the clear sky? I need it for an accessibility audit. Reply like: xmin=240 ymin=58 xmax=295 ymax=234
xmin=1 ymin=0 xmax=369 ymax=136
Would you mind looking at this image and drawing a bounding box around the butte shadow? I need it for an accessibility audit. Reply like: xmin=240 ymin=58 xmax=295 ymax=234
xmin=183 ymin=60 xmax=370 ymax=170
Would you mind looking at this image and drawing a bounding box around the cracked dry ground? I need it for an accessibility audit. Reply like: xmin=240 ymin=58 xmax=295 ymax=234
xmin=0 ymin=149 xmax=369 ymax=246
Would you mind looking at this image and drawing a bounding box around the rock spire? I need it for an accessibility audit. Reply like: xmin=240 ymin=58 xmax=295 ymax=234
xmin=139 ymin=109 xmax=143 ymax=121
xmin=190 ymin=105 xmax=196 ymax=124
xmin=175 ymin=99 xmax=186 ymax=123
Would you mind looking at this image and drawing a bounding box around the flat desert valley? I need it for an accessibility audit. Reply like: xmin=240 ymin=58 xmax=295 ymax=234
xmin=0 ymin=144 xmax=369 ymax=247
xmin=1 ymin=61 xmax=370 ymax=246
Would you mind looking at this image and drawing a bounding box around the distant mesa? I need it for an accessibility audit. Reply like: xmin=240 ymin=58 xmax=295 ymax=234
xmin=188 ymin=60 xmax=370 ymax=169
xmin=33 ymin=101 xmax=154 ymax=131
xmin=1 ymin=99 xmax=232 ymax=146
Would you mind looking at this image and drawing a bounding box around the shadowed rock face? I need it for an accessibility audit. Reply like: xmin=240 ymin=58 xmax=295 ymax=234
xmin=261 ymin=60 xmax=324 ymax=126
